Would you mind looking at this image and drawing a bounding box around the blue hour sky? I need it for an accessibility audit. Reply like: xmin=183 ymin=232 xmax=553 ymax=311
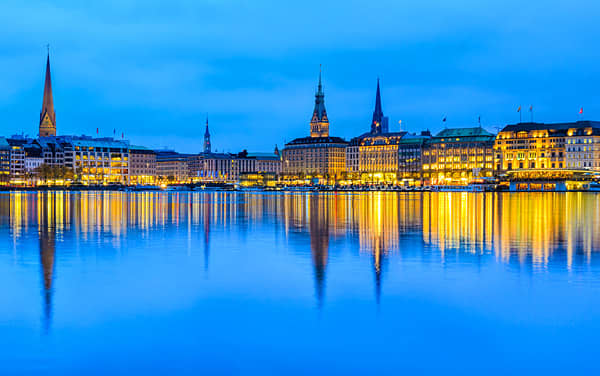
xmin=0 ymin=0 xmax=599 ymax=153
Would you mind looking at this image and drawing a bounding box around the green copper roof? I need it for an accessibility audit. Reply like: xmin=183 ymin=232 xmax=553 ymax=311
xmin=434 ymin=127 xmax=495 ymax=138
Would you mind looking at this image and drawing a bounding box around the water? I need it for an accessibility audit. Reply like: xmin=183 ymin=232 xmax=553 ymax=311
xmin=1 ymin=191 xmax=600 ymax=375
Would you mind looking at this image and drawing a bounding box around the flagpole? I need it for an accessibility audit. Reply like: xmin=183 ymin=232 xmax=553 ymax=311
xmin=530 ymin=106 xmax=533 ymax=123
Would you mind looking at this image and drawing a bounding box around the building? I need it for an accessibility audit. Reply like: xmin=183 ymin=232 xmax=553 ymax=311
xmin=397 ymin=132 xmax=431 ymax=186
xmin=39 ymin=53 xmax=56 ymax=138
xmin=36 ymin=138 xmax=65 ymax=167
xmin=65 ymin=137 xmax=130 ymax=184
xmin=494 ymin=121 xmax=600 ymax=190
xmin=347 ymin=80 xmax=405 ymax=184
xmin=423 ymin=127 xmax=495 ymax=185
xmin=156 ymin=150 xmax=190 ymax=182
xmin=6 ymin=137 xmax=27 ymax=180
xmin=200 ymin=153 xmax=234 ymax=182
xmin=566 ymin=123 xmax=600 ymax=170
xmin=282 ymin=69 xmax=348 ymax=183
xmin=24 ymin=146 xmax=44 ymax=172
xmin=129 ymin=146 xmax=156 ymax=185
xmin=0 ymin=138 xmax=10 ymax=182
xmin=231 ymin=151 xmax=282 ymax=181
xmin=495 ymin=122 xmax=570 ymax=172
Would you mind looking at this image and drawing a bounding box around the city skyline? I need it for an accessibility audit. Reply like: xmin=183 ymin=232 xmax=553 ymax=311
xmin=1 ymin=1 xmax=599 ymax=153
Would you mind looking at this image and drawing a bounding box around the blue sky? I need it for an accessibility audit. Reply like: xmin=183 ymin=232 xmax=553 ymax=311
xmin=0 ymin=0 xmax=599 ymax=153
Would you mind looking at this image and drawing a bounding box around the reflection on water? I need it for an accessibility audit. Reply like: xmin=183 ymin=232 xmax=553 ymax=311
xmin=3 ymin=191 xmax=600 ymax=333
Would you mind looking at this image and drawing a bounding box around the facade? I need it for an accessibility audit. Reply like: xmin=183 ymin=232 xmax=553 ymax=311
xmin=24 ymin=146 xmax=44 ymax=172
xmin=7 ymin=137 xmax=27 ymax=180
xmin=495 ymin=121 xmax=600 ymax=178
xmin=129 ymin=146 xmax=156 ymax=184
xmin=282 ymin=70 xmax=348 ymax=181
xmin=36 ymin=138 xmax=65 ymax=166
xmin=494 ymin=122 xmax=571 ymax=172
xmin=422 ymin=127 xmax=495 ymax=184
xmin=66 ymin=137 xmax=130 ymax=184
xmin=231 ymin=151 xmax=282 ymax=181
xmin=200 ymin=153 xmax=234 ymax=182
xmin=346 ymin=138 xmax=360 ymax=174
xmin=39 ymin=54 xmax=56 ymax=138
xmin=0 ymin=138 xmax=10 ymax=181
xmin=156 ymin=150 xmax=190 ymax=182
xmin=566 ymin=125 xmax=600 ymax=170
xmin=397 ymin=132 xmax=431 ymax=185
xmin=187 ymin=154 xmax=205 ymax=181
xmin=347 ymin=80 xmax=404 ymax=184
xmin=357 ymin=132 xmax=405 ymax=182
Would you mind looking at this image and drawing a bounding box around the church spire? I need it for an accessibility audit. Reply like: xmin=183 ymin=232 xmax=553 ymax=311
xmin=203 ymin=115 xmax=211 ymax=153
xmin=370 ymin=78 xmax=388 ymax=134
xmin=310 ymin=65 xmax=329 ymax=138
xmin=39 ymin=50 xmax=56 ymax=137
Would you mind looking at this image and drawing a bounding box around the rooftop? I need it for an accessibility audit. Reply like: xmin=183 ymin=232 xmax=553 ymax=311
xmin=434 ymin=126 xmax=495 ymax=138
xmin=285 ymin=136 xmax=348 ymax=146
xmin=500 ymin=120 xmax=600 ymax=133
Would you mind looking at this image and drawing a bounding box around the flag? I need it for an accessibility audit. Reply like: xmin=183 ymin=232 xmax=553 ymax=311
xmin=113 ymin=128 xmax=116 ymax=135
xmin=96 ymin=128 xmax=99 ymax=134
xmin=121 ymin=132 xmax=124 ymax=139
xmin=442 ymin=116 xmax=447 ymax=122
xmin=529 ymin=105 xmax=533 ymax=112
xmin=478 ymin=115 xmax=481 ymax=124
xmin=580 ymin=107 xmax=584 ymax=114
xmin=517 ymin=106 xmax=521 ymax=112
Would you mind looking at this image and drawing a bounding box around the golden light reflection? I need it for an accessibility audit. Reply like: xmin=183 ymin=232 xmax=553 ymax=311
xmin=5 ymin=191 xmax=600 ymax=273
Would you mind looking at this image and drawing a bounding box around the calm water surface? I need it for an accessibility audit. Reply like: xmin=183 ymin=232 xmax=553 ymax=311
xmin=2 ymin=191 xmax=600 ymax=375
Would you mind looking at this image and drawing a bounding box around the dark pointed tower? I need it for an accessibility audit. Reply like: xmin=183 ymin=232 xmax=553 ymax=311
xmin=370 ymin=78 xmax=389 ymax=134
xmin=203 ymin=116 xmax=211 ymax=153
xmin=310 ymin=65 xmax=330 ymax=138
xmin=274 ymin=144 xmax=280 ymax=157
xmin=39 ymin=51 xmax=56 ymax=137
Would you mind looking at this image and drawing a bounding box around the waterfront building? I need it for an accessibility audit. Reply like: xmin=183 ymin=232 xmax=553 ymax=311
xmin=494 ymin=122 xmax=569 ymax=172
xmin=66 ymin=137 xmax=130 ymax=184
xmin=0 ymin=138 xmax=10 ymax=182
xmin=282 ymin=69 xmax=347 ymax=183
xmin=397 ymin=131 xmax=431 ymax=186
xmin=199 ymin=153 xmax=234 ymax=182
xmin=6 ymin=137 xmax=27 ymax=181
xmin=129 ymin=146 xmax=157 ymax=185
xmin=35 ymin=138 xmax=65 ymax=167
xmin=156 ymin=150 xmax=190 ymax=183
xmin=346 ymin=138 xmax=360 ymax=175
xmin=565 ymin=122 xmax=600 ymax=170
xmin=231 ymin=151 xmax=282 ymax=182
xmin=187 ymin=154 xmax=205 ymax=181
xmin=39 ymin=53 xmax=56 ymax=138
xmin=347 ymin=80 xmax=405 ymax=184
xmin=422 ymin=127 xmax=495 ymax=185
xmin=24 ymin=146 xmax=44 ymax=172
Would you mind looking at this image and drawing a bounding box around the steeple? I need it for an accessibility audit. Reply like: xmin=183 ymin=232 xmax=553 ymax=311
xmin=370 ymin=78 xmax=389 ymax=134
xmin=310 ymin=65 xmax=330 ymax=138
xmin=203 ymin=116 xmax=211 ymax=153
xmin=39 ymin=50 xmax=56 ymax=137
